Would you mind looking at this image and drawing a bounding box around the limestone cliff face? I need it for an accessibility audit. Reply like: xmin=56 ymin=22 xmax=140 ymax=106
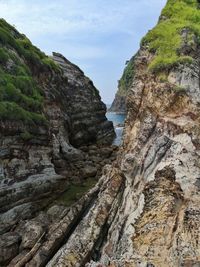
xmin=46 ymin=1 xmax=200 ymax=267
xmin=109 ymin=56 xmax=135 ymax=113
xmin=0 ymin=19 xmax=115 ymax=257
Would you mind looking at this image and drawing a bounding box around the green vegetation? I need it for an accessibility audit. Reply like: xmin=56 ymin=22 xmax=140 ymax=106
xmin=0 ymin=63 xmax=46 ymax=125
xmin=20 ymin=130 xmax=33 ymax=140
xmin=42 ymin=57 xmax=60 ymax=72
xmin=0 ymin=19 xmax=59 ymax=71
xmin=55 ymin=178 xmax=97 ymax=207
xmin=0 ymin=102 xmax=46 ymax=124
xmin=0 ymin=19 xmax=61 ymax=125
xmin=0 ymin=47 xmax=9 ymax=64
xmin=172 ymin=85 xmax=188 ymax=94
xmin=118 ymin=56 xmax=135 ymax=94
xmin=141 ymin=0 xmax=200 ymax=73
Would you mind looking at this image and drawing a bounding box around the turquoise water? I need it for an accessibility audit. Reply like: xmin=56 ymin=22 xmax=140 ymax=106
xmin=106 ymin=112 xmax=126 ymax=145
xmin=106 ymin=112 xmax=126 ymax=126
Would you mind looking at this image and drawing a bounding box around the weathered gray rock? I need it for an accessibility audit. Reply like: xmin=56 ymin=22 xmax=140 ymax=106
xmin=81 ymin=165 xmax=97 ymax=178
xmin=47 ymin=205 xmax=66 ymax=221
xmin=0 ymin=232 xmax=21 ymax=266
xmin=0 ymin=27 xmax=115 ymax=224
xmin=109 ymin=93 xmax=127 ymax=113
xmin=44 ymin=9 xmax=200 ymax=267
xmin=47 ymin=166 xmax=124 ymax=267
xmin=4 ymin=4 xmax=200 ymax=266
xmin=0 ymin=21 xmax=115 ymax=266
xmin=16 ymin=213 xmax=50 ymax=251
xmin=52 ymin=52 xmax=115 ymax=147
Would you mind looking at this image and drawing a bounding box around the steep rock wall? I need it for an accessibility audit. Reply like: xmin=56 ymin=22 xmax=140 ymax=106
xmin=109 ymin=56 xmax=135 ymax=113
xmin=0 ymin=19 xmax=115 ymax=251
xmin=46 ymin=1 xmax=200 ymax=266
xmin=47 ymin=48 xmax=200 ymax=267
xmin=52 ymin=52 xmax=115 ymax=146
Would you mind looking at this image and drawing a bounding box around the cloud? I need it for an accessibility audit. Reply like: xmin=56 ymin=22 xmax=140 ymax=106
xmin=0 ymin=0 xmax=165 ymax=37
xmin=0 ymin=0 xmax=166 ymax=102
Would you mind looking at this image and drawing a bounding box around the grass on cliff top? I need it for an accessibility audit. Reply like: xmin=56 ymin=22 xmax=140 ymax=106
xmin=141 ymin=0 xmax=200 ymax=73
xmin=0 ymin=19 xmax=60 ymax=125
xmin=0 ymin=19 xmax=59 ymax=72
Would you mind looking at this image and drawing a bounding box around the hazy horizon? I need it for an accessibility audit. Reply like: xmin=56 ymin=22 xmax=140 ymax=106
xmin=0 ymin=0 xmax=166 ymax=103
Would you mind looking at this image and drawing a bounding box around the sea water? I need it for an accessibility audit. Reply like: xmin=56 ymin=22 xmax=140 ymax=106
xmin=106 ymin=112 xmax=126 ymax=146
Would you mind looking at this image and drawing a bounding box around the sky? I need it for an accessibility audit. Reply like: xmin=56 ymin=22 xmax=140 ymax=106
xmin=0 ymin=0 xmax=166 ymax=103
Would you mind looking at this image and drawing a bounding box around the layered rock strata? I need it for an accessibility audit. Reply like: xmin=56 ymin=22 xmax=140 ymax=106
xmin=49 ymin=53 xmax=200 ymax=267
xmin=0 ymin=20 xmax=115 ymax=266
xmin=2 ymin=1 xmax=200 ymax=266
xmin=46 ymin=1 xmax=200 ymax=267
xmin=109 ymin=93 xmax=126 ymax=113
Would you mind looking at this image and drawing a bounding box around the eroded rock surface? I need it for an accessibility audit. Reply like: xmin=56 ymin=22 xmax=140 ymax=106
xmin=0 ymin=20 xmax=115 ymax=266
xmin=46 ymin=4 xmax=200 ymax=267
xmin=109 ymin=93 xmax=126 ymax=113
xmin=2 ymin=1 xmax=200 ymax=266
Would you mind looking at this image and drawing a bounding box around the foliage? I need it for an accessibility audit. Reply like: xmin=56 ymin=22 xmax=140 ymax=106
xmin=118 ymin=56 xmax=135 ymax=94
xmin=20 ymin=130 xmax=33 ymax=140
xmin=158 ymin=73 xmax=168 ymax=83
xmin=0 ymin=19 xmax=56 ymax=70
xmin=0 ymin=101 xmax=46 ymax=124
xmin=42 ymin=57 xmax=60 ymax=71
xmin=141 ymin=0 xmax=200 ymax=73
xmin=0 ymin=47 xmax=8 ymax=64
xmin=0 ymin=19 xmax=55 ymax=125
xmin=0 ymin=63 xmax=46 ymax=124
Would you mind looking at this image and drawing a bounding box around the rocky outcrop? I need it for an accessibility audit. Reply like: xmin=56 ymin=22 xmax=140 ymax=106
xmin=45 ymin=1 xmax=200 ymax=266
xmin=2 ymin=1 xmax=200 ymax=266
xmin=50 ymin=65 xmax=200 ymax=265
xmin=109 ymin=93 xmax=126 ymax=113
xmin=0 ymin=143 xmax=118 ymax=267
xmin=0 ymin=19 xmax=116 ymax=266
xmin=109 ymin=56 xmax=135 ymax=113
xmin=52 ymin=52 xmax=115 ymax=146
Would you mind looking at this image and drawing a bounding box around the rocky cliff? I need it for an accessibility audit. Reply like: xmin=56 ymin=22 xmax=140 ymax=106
xmin=45 ymin=1 xmax=200 ymax=266
xmin=109 ymin=56 xmax=135 ymax=113
xmin=0 ymin=19 xmax=116 ymax=266
xmin=2 ymin=0 xmax=200 ymax=266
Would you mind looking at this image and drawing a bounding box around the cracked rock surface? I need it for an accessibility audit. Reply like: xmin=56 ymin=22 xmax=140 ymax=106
xmin=46 ymin=21 xmax=200 ymax=267
xmin=2 ymin=3 xmax=200 ymax=266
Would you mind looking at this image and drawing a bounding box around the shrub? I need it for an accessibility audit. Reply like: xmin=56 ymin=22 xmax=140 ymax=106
xmin=0 ymin=72 xmax=43 ymax=112
xmin=20 ymin=130 xmax=33 ymax=140
xmin=142 ymin=0 xmax=200 ymax=73
xmin=118 ymin=56 xmax=135 ymax=94
xmin=0 ymin=19 xmax=63 ymax=126
xmin=13 ymin=65 xmax=30 ymax=76
xmin=158 ymin=73 xmax=168 ymax=83
xmin=0 ymin=19 xmax=57 ymax=72
xmin=0 ymin=62 xmax=45 ymax=125
xmin=0 ymin=47 xmax=8 ymax=64
xmin=0 ymin=101 xmax=47 ymax=125
xmin=42 ymin=57 xmax=60 ymax=71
